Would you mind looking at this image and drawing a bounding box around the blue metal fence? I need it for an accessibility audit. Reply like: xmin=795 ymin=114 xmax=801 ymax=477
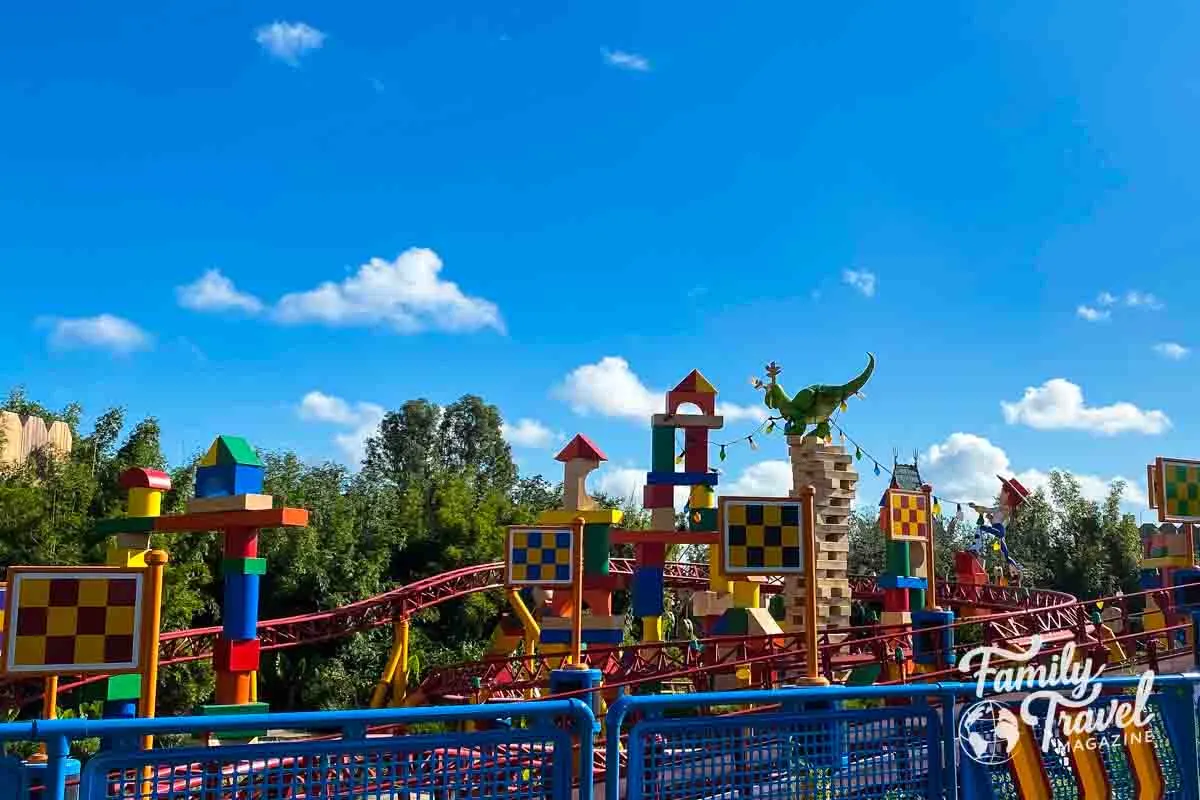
xmin=0 ymin=700 xmax=595 ymax=800
xmin=4 ymin=675 xmax=1200 ymax=799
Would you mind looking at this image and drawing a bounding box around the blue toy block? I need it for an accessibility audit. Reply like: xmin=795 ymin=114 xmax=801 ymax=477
xmin=1140 ymin=569 xmax=1163 ymax=591
xmin=581 ymin=627 xmax=624 ymax=645
xmin=876 ymin=575 xmax=929 ymax=591
xmin=1172 ymin=568 xmax=1200 ymax=611
xmin=222 ymin=574 xmax=260 ymax=640
xmin=911 ymin=609 xmax=956 ymax=666
xmin=632 ymin=567 xmax=665 ymax=617
xmin=195 ymin=463 xmax=264 ymax=499
xmin=538 ymin=627 xmax=573 ymax=645
xmin=645 ymin=471 xmax=719 ymax=487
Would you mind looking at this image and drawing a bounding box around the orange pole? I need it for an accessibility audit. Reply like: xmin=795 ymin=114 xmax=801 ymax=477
xmin=800 ymin=486 xmax=828 ymax=686
xmin=570 ymin=517 xmax=585 ymax=666
xmin=139 ymin=550 xmax=168 ymax=751
xmin=923 ymin=484 xmax=937 ymax=611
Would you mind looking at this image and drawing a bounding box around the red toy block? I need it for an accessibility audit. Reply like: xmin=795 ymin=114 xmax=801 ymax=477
xmin=684 ymin=428 xmax=708 ymax=473
xmin=214 ymin=637 xmax=261 ymax=673
xmin=642 ymin=484 xmax=675 ymax=509
xmin=638 ymin=541 xmax=667 ymax=565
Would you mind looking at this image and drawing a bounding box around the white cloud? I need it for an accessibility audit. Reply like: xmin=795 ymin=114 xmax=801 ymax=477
xmin=554 ymin=357 xmax=764 ymax=424
xmin=1154 ymin=342 xmax=1189 ymax=360
xmin=1000 ymin=378 xmax=1169 ymax=436
xmin=501 ymin=418 xmax=557 ymax=449
xmin=603 ymin=50 xmax=651 ymax=72
xmin=842 ymin=269 xmax=877 ymax=298
xmin=720 ymin=460 xmax=792 ymax=497
xmin=298 ymin=391 xmax=384 ymax=464
xmin=923 ymin=431 xmax=1146 ymax=508
xmin=1124 ymin=290 xmax=1162 ymax=309
xmin=1076 ymin=305 xmax=1110 ymax=322
xmin=1097 ymin=292 xmax=1118 ymax=307
xmin=42 ymin=314 xmax=152 ymax=354
xmin=176 ymin=269 xmax=264 ymax=314
xmin=273 ymin=248 xmax=504 ymax=334
xmin=593 ymin=467 xmax=646 ymax=503
xmin=256 ymin=21 xmax=326 ymax=66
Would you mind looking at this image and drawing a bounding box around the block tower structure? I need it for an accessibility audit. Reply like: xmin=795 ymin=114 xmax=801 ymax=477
xmin=638 ymin=371 xmax=722 ymax=642
xmin=535 ymin=435 xmax=624 ymax=654
xmin=1139 ymin=522 xmax=1195 ymax=646
xmin=783 ymin=438 xmax=855 ymax=637
xmin=877 ymin=484 xmax=934 ymax=626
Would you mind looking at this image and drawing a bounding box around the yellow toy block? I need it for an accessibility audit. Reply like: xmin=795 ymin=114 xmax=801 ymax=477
xmin=126 ymin=487 xmax=162 ymax=518
xmin=536 ymin=508 xmax=623 ymax=525
xmin=731 ymin=581 xmax=761 ymax=608
xmin=641 ymin=616 xmax=663 ymax=642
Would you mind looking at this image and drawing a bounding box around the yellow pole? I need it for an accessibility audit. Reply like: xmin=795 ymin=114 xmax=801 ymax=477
xmin=371 ymin=620 xmax=406 ymax=708
xmin=800 ymin=486 xmax=829 ymax=686
xmin=569 ymin=517 xmax=585 ymax=667
xmin=394 ymin=618 xmax=411 ymax=705
xmin=139 ymin=550 xmax=168 ymax=751
xmin=508 ymin=588 xmax=541 ymax=652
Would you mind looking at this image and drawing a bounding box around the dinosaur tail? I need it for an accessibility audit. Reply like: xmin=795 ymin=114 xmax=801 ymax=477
xmin=842 ymin=352 xmax=876 ymax=398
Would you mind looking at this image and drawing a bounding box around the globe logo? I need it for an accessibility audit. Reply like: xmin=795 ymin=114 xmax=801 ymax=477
xmin=958 ymin=700 xmax=1021 ymax=765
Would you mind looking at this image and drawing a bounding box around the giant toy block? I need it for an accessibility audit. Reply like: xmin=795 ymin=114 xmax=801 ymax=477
xmin=1149 ymin=456 xmax=1200 ymax=523
xmin=96 ymin=435 xmax=308 ymax=736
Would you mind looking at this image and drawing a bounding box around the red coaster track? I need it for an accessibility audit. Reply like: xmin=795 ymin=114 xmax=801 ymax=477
xmin=0 ymin=558 xmax=1087 ymax=710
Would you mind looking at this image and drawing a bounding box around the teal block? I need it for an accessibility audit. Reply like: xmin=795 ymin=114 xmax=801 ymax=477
xmin=652 ymin=426 xmax=676 ymax=472
xmin=95 ymin=516 xmax=156 ymax=535
xmin=222 ymin=557 xmax=268 ymax=576
xmin=582 ymin=523 xmax=611 ymax=575
xmin=688 ymin=508 xmax=717 ymax=532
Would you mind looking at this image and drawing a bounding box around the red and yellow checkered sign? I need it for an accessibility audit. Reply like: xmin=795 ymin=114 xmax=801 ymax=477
xmin=3 ymin=567 xmax=145 ymax=675
xmin=886 ymin=489 xmax=929 ymax=542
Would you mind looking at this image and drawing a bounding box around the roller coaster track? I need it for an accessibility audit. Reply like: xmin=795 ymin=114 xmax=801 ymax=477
xmin=0 ymin=558 xmax=1086 ymax=710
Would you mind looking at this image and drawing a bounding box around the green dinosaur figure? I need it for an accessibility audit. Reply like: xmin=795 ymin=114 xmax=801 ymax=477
xmin=755 ymin=353 xmax=876 ymax=441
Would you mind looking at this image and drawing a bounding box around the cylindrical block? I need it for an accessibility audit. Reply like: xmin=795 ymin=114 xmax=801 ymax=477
xmin=690 ymin=484 xmax=715 ymax=509
xmin=886 ymin=540 xmax=911 ymax=576
xmin=216 ymin=670 xmax=253 ymax=705
xmin=883 ymin=587 xmax=909 ymax=613
xmin=126 ymin=487 xmax=163 ymax=518
xmin=549 ymin=668 xmax=603 ymax=732
xmin=224 ymin=527 xmax=259 ymax=559
xmin=223 ymin=574 xmax=260 ymax=640
xmin=911 ymin=609 xmax=955 ymax=666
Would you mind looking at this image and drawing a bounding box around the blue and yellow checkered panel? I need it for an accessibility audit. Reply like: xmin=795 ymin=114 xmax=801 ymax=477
xmin=507 ymin=527 xmax=574 ymax=586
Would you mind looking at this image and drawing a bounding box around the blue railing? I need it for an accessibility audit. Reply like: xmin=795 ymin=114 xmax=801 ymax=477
xmin=4 ymin=675 xmax=1200 ymax=799
xmin=0 ymin=700 xmax=595 ymax=800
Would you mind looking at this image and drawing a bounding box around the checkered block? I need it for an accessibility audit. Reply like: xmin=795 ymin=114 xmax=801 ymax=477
xmin=1155 ymin=458 xmax=1200 ymax=523
xmin=721 ymin=498 xmax=806 ymax=575
xmin=3 ymin=568 xmax=144 ymax=675
xmin=886 ymin=489 xmax=929 ymax=541
xmin=506 ymin=527 xmax=575 ymax=586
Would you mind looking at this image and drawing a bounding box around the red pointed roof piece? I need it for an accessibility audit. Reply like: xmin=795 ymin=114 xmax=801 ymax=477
xmin=555 ymin=434 xmax=608 ymax=463
xmin=671 ymin=369 xmax=716 ymax=395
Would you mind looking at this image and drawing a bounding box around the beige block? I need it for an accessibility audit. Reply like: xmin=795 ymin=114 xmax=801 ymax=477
xmin=650 ymin=507 xmax=677 ymax=530
xmin=692 ymin=591 xmax=733 ymax=618
xmin=187 ymin=493 xmax=275 ymax=514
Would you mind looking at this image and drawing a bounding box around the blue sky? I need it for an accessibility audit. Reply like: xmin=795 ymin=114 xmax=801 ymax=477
xmin=3 ymin=2 xmax=1198 ymax=522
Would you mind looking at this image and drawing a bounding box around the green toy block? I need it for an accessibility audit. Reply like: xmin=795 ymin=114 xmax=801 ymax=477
xmin=222 ymin=557 xmax=268 ymax=576
xmin=688 ymin=507 xmax=717 ymax=532
xmin=198 ymin=702 xmax=270 ymax=739
xmin=206 ymin=436 xmax=263 ymax=467
xmin=652 ymin=426 xmax=676 ymax=472
xmin=95 ymin=516 xmax=157 ymax=535
xmin=885 ymin=540 xmax=911 ymax=575
xmin=106 ymin=673 xmax=143 ymax=702
xmin=909 ymin=588 xmax=926 ymax=610
xmin=582 ymin=523 xmax=611 ymax=575
xmin=716 ymin=607 xmax=749 ymax=635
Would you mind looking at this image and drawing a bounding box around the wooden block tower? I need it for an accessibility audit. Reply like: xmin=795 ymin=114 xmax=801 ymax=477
xmin=640 ymin=371 xmax=724 ymax=642
xmin=877 ymin=485 xmax=933 ymax=627
xmin=783 ymin=437 xmax=855 ymax=635
xmin=536 ymin=435 xmax=623 ymax=652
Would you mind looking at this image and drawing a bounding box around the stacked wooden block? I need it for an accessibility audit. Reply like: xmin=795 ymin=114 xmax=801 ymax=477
xmin=783 ymin=437 xmax=855 ymax=635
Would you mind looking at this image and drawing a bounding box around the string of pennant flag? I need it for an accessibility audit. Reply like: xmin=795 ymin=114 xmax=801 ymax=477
xmin=667 ymin=407 xmax=988 ymax=521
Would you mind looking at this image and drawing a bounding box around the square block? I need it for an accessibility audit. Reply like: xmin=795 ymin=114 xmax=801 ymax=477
xmin=638 ymin=541 xmax=666 ymax=565
xmin=214 ymin=637 xmax=261 ymax=672
xmin=195 ymin=464 xmax=264 ymax=499
xmin=105 ymin=673 xmax=143 ymax=702
xmin=222 ymin=557 xmax=268 ymax=576
xmin=642 ymin=484 xmax=675 ymax=509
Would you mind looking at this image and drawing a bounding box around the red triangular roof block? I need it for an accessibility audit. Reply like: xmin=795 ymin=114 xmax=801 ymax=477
xmin=670 ymin=369 xmax=716 ymax=395
xmin=555 ymin=434 xmax=608 ymax=463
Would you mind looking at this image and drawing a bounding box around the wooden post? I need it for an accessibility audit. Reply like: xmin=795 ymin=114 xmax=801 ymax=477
xmin=799 ymin=486 xmax=829 ymax=686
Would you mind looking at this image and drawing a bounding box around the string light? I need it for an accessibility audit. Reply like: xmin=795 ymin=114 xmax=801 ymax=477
xmin=748 ymin=436 xmax=758 ymax=451
xmin=932 ymin=498 xmax=942 ymax=516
